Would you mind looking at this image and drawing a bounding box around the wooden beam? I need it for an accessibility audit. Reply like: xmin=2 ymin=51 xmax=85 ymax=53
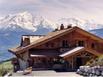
xmin=72 ymin=56 xmax=74 ymax=69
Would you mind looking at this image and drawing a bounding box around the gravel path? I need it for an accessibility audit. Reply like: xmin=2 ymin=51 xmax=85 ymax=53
xmin=12 ymin=70 xmax=83 ymax=77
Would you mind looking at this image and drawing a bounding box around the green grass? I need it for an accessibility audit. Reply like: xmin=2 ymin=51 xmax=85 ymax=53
xmin=0 ymin=60 xmax=13 ymax=76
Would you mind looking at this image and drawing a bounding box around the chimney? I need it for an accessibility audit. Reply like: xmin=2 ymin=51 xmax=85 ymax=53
xmin=60 ymin=24 xmax=64 ymax=30
xmin=67 ymin=24 xmax=72 ymax=29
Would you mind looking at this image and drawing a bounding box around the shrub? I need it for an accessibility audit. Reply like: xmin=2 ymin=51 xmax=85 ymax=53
xmin=0 ymin=61 xmax=13 ymax=76
xmin=86 ymin=55 xmax=103 ymax=66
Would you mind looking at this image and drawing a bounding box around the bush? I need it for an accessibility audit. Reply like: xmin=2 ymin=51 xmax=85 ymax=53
xmin=86 ymin=55 xmax=103 ymax=66
xmin=0 ymin=61 xmax=13 ymax=76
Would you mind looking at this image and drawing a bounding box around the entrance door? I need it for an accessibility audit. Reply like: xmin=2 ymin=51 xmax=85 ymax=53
xmin=76 ymin=57 xmax=82 ymax=69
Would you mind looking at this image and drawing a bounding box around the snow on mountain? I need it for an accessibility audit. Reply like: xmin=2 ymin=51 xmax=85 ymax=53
xmin=0 ymin=11 xmax=103 ymax=32
xmin=0 ymin=12 xmax=57 ymax=32
xmin=0 ymin=12 xmax=35 ymax=31
xmin=34 ymin=16 xmax=58 ymax=29
xmin=58 ymin=18 xmax=103 ymax=30
xmin=58 ymin=18 xmax=85 ymax=26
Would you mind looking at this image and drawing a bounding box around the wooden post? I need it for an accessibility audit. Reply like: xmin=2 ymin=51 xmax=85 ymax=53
xmin=72 ymin=56 xmax=74 ymax=70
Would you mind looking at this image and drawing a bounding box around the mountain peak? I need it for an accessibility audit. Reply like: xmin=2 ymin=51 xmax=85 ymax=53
xmin=0 ymin=12 xmax=58 ymax=32
xmin=57 ymin=17 xmax=103 ymax=30
xmin=0 ymin=11 xmax=36 ymax=31
xmin=0 ymin=12 xmax=103 ymax=32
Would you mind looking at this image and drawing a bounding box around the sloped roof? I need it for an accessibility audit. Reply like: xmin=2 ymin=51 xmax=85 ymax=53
xmin=60 ymin=47 xmax=101 ymax=58
xmin=60 ymin=47 xmax=84 ymax=57
xmin=8 ymin=26 xmax=103 ymax=54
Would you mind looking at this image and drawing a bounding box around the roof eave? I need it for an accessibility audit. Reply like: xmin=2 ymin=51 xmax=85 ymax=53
xmin=8 ymin=49 xmax=17 ymax=55
xmin=62 ymin=48 xmax=101 ymax=58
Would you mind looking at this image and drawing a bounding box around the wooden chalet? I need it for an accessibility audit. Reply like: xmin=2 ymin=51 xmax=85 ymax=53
xmin=8 ymin=24 xmax=103 ymax=71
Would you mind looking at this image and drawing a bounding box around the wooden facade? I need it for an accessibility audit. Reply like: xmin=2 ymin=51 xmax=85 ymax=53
xmin=9 ymin=25 xmax=103 ymax=71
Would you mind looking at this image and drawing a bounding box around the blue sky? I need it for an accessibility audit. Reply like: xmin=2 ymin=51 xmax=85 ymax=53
xmin=0 ymin=0 xmax=103 ymax=24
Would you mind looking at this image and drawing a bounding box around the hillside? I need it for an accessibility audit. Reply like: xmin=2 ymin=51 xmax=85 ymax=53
xmin=0 ymin=60 xmax=13 ymax=76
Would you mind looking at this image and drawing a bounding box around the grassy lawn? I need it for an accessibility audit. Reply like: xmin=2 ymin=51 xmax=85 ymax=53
xmin=0 ymin=60 xmax=13 ymax=76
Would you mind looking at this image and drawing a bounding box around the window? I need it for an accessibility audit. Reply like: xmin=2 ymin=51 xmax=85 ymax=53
xmin=45 ymin=43 xmax=49 ymax=47
xmin=62 ymin=40 xmax=65 ymax=47
xmin=78 ymin=41 xmax=84 ymax=46
xmin=91 ymin=43 xmax=95 ymax=49
xmin=51 ymin=43 xmax=54 ymax=47
xmin=45 ymin=43 xmax=55 ymax=48
xmin=62 ymin=40 xmax=68 ymax=47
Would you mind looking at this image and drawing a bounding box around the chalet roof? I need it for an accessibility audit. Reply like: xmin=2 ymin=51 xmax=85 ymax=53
xmin=9 ymin=26 xmax=103 ymax=54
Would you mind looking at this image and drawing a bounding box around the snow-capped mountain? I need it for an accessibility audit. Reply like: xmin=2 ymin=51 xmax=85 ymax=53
xmin=58 ymin=18 xmax=103 ymax=30
xmin=0 ymin=11 xmax=103 ymax=62
xmin=58 ymin=18 xmax=85 ymax=27
xmin=0 ymin=12 xmax=58 ymax=32
xmin=0 ymin=11 xmax=103 ymax=32
xmin=0 ymin=12 xmax=35 ymax=31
